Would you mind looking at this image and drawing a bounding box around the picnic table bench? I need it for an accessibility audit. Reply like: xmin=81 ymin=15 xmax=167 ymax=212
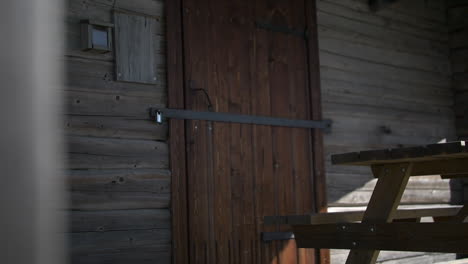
xmin=265 ymin=141 xmax=468 ymax=264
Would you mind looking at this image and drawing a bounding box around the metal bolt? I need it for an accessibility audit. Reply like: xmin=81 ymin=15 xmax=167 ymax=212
xmin=194 ymin=125 xmax=198 ymax=130
xmin=352 ymin=242 xmax=357 ymax=246
xmin=401 ymin=168 xmax=406 ymax=172
xmin=153 ymin=77 xmax=157 ymax=81
xmin=370 ymin=227 xmax=375 ymax=232
xmin=341 ymin=225 xmax=346 ymax=230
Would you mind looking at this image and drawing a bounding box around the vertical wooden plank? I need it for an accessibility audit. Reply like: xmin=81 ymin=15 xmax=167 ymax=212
xmin=304 ymin=0 xmax=329 ymax=263
xmin=210 ymin=2 xmax=233 ymax=262
xmin=114 ymin=12 xmax=157 ymax=84
xmin=346 ymin=163 xmax=413 ymax=264
xmin=265 ymin=2 xmax=297 ymax=259
xmin=252 ymin=0 xmax=277 ymax=261
xmin=166 ymin=1 xmax=188 ymax=263
xmin=183 ymin=0 xmax=213 ymax=261
xmin=225 ymin=0 xmax=256 ymax=259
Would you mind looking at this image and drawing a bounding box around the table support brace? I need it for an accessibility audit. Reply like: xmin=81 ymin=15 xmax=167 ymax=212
xmin=346 ymin=163 xmax=413 ymax=264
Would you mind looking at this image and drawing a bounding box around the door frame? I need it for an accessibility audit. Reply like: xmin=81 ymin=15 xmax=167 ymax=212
xmin=165 ymin=1 xmax=328 ymax=263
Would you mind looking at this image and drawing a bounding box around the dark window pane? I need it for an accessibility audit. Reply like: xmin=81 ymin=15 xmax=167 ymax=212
xmin=92 ymin=27 xmax=108 ymax=47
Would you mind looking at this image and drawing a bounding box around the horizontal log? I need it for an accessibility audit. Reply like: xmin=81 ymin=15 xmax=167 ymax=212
xmin=70 ymin=209 xmax=170 ymax=232
xmin=71 ymin=191 xmax=170 ymax=210
xmin=264 ymin=205 xmax=462 ymax=225
xmin=317 ymin=12 xmax=448 ymax=60
xmin=320 ymin=51 xmax=449 ymax=88
xmin=319 ymin=36 xmax=449 ymax=75
xmin=293 ymin=223 xmax=468 ymax=253
xmin=69 ymin=168 xmax=170 ymax=193
xmin=66 ymin=115 xmax=168 ymax=140
xmin=71 ymin=229 xmax=171 ymax=255
xmin=65 ymin=57 xmax=166 ymax=97
xmin=66 ymin=90 xmax=165 ymax=118
xmin=71 ymin=249 xmax=170 ymax=264
xmin=318 ymin=0 xmax=448 ymax=41
xmin=321 ymin=78 xmax=452 ymax=115
xmin=67 ymin=136 xmax=169 ymax=169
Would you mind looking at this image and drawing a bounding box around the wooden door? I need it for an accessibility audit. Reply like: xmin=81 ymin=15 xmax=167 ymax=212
xmin=172 ymin=0 xmax=326 ymax=263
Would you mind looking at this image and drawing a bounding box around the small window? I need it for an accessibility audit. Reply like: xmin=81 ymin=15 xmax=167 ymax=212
xmin=81 ymin=20 xmax=113 ymax=53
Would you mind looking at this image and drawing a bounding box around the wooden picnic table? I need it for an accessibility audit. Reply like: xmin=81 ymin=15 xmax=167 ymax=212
xmin=265 ymin=141 xmax=468 ymax=264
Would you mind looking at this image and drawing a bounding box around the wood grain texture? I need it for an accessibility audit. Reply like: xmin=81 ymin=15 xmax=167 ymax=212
xmin=65 ymin=1 xmax=170 ymax=263
xmin=332 ymin=141 xmax=467 ymax=166
xmin=294 ymin=223 xmax=468 ymax=253
xmin=449 ymin=2 xmax=468 ymax=141
xmin=69 ymin=168 xmax=170 ymax=193
xmin=317 ymin=6 xmax=457 ymax=253
xmin=67 ymin=136 xmax=169 ymax=169
xmin=165 ymin=0 xmax=189 ymax=262
xmin=70 ymin=209 xmax=170 ymax=232
xmin=70 ymin=229 xmax=171 ymax=258
xmin=181 ymin=0 xmax=324 ymax=263
xmin=346 ymin=163 xmax=412 ymax=264
xmin=264 ymin=205 xmax=462 ymax=225
xmin=114 ymin=12 xmax=158 ymax=84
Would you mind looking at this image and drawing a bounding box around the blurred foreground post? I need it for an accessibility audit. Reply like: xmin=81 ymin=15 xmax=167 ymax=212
xmin=0 ymin=0 xmax=66 ymax=264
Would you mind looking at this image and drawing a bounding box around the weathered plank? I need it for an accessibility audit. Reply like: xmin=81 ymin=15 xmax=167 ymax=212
xmin=321 ymin=77 xmax=453 ymax=114
xmin=114 ymin=12 xmax=159 ymax=84
xmin=67 ymin=136 xmax=169 ymax=169
xmin=317 ymin=12 xmax=448 ymax=59
xmin=70 ymin=229 xmax=171 ymax=255
xmin=71 ymin=191 xmax=169 ymax=210
xmin=66 ymin=115 xmax=167 ymax=140
xmin=322 ymin=0 xmax=447 ymax=33
xmin=331 ymin=142 xmax=467 ymax=166
xmin=293 ymin=223 xmax=468 ymax=253
xmin=264 ymin=205 xmax=462 ymax=225
xmin=71 ymin=249 xmax=171 ymax=264
xmin=165 ymin=0 xmax=189 ymax=263
xmin=66 ymin=90 xmax=165 ymax=118
xmin=319 ymin=51 xmax=450 ymax=87
xmin=69 ymin=168 xmax=170 ymax=193
xmin=70 ymin=209 xmax=170 ymax=232
xmin=319 ymin=0 xmax=448 ymax=42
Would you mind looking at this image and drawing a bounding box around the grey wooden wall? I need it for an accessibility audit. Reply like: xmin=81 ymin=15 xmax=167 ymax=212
xmin=65 ymin=0 xmax=170 ymax=263
xmin=317 ymin=0 xmax=458 ymax=263
xmin=449 ymin=0 xmax=468 ymax=212
xmin=450 ymin=1 xmax=468 ymax=138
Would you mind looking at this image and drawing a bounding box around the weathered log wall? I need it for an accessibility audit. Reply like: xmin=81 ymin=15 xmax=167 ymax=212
xmin=65 ymin=0 xmax=170 ymax=263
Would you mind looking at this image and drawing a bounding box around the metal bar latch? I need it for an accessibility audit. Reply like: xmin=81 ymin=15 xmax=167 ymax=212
xmin=150 ymin=108 xmax=332 ymax=133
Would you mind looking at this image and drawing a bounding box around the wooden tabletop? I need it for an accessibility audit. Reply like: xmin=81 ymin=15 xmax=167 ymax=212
xmin=331 ymin=141 xmax=468 ymax=166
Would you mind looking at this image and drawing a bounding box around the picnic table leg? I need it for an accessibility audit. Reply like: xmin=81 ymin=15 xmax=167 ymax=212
xmin=346 ymin=162 xmax=413 ymax=264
